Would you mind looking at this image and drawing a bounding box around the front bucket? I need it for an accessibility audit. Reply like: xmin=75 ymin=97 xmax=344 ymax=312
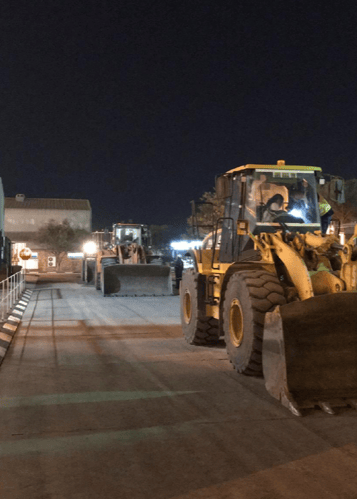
xmin=102 ymin=264 xmax=173 ymax=296
xmin=263 ymin=293 xmax=357 ymax=415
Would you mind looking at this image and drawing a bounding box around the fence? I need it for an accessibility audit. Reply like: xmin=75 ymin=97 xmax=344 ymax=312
xmin=1 ymin=270 xmax=26 ymax=321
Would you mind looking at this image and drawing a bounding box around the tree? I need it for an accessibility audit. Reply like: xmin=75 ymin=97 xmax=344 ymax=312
xmin=187 ymin=189 xmax=224 ymax=237
xmin=35 ymin=219 xmax=90 ymax=272
xmin=320 ymin=178 xmax=357 ymax=226
xmin=331 ymin=201 xmax=357 ymax=226
xmin=148 ymin=225 xmax=170 ymax=251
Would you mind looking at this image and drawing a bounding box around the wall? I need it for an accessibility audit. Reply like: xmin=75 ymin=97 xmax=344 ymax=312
xmin=5 ymin=200 xmax=91 ymax=274
xmin=37 ymin=251 xmax=82 ymax=273
xmin=14 ymin=245 xmax=82 ymax=273
xmin=5 ymin=208 xmax=91 ymax=233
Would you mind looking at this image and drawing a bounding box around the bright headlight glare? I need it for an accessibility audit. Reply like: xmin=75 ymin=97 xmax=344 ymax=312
xmin=289 ymin=209 xmax=304 ymax=220
xmin=83 ymin=241 xmax=97 ymax=254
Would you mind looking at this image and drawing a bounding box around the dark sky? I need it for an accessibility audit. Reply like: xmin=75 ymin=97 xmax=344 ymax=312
xmin=1 ymin=1 xmax=357 ymax=231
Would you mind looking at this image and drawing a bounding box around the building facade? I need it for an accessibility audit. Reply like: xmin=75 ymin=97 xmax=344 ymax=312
xmin=5 ymin=195 xmax=91 ymax=273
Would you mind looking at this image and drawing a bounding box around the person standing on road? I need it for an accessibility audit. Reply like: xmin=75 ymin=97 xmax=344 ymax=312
xmin=174 ymin=255 xmax=184 ymax=290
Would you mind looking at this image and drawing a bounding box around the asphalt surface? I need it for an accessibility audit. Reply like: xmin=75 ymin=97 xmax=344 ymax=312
xmin=0 ymin=279 xmax=357 ymax=498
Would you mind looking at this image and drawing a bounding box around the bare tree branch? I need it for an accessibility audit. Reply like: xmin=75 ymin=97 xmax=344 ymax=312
xmin=187 ymin=189 xmax=224 ymax=237
xmin=35 ymin=219 xmax=89 ymax=272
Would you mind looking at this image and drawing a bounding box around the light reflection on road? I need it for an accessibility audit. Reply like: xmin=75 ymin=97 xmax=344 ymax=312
xmin=0 ymin=421 xmax=198 ymax=457
xmin=0 ymin=390 xmax=199 ymax=409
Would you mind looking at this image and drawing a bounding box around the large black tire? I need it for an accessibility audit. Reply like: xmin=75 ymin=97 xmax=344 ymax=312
xmin=94 ymin=268 xmax=101 ymax=290
xmin=222 ymin=270 xmax=286 ymax=375
xmin=180 ymin=269 xmax=220 ymax=345
xmin=86 ymin=262 xmax=94 ymax=283
xmin=100 ymin=257 xmax=118 ymax=296
xmin=81 ymin=259 xmax=86 ymax=281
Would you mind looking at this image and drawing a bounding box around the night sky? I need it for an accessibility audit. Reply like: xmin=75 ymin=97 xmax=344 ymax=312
xmin=1 ymin=1 xmax=357 ymax=231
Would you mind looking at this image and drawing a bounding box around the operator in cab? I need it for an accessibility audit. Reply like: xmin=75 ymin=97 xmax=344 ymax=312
xmin=286 ymin=180 xmax=317 ymax=223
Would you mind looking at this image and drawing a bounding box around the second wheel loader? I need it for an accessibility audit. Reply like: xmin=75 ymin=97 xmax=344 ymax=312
xmin=181 ymin=160 xmax=357 ymax=416
xmin=94 ymin=223 xmax=172 ymax=296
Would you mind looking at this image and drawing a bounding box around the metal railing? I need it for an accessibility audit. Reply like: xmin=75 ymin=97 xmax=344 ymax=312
xmin=1 ymin=270 xmax=26 ymax=321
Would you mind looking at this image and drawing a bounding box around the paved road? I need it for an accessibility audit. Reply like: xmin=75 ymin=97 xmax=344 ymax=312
xmin=0 ymin=280 xmax=357 ymax=498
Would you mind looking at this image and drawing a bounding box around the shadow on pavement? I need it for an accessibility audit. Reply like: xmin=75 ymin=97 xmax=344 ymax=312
xmin=26 ymin=273 xmax=82 ymax=285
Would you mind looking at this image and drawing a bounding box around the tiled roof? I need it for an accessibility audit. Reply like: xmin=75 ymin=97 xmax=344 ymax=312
xmin=5 ymin=198 xmax=91 ymax=210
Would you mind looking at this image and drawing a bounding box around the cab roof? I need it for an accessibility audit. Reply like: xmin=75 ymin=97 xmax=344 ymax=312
xmin=225 ymin=162 xmax=322 ymax=175
xmin=113 ymin=223 xmax=147 ymax=228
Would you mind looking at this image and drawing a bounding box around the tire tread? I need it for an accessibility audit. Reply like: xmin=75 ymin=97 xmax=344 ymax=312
xmin=181 ymin=270 xmax=220 ymax=345
xmin=223 ymin=270 xmax=286 ymax=375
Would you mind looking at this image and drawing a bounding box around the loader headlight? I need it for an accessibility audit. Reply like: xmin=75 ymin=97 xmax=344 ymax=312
xmin=83 ymin=241 xmax=97 ymax=255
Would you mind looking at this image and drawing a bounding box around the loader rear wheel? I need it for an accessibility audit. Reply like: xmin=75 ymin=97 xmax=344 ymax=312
xmin=180 ymin=269 xmax=220 ymax=345
xmin=100 ymin=257 xmax=118 ymax=296
xmin=94 ymin=266 xmax=101 ymax=290
xmin=223 ymin=270 xmax=286 ymax=375
xmin=96 ymin=272 xmax=101 ymax=290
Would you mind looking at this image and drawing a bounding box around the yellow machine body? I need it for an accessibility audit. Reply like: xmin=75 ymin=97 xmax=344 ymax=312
xmin=94 ymin=223 xmax=172 ymax=296
xmin=181 ymin=162 xmax=357 ymax=415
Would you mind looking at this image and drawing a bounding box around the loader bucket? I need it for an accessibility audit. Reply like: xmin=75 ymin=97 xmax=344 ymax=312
xmin=102 ymin=264 xmax=173 ymax=296
xmin=263 ymin=293 xmax=357 ymax=416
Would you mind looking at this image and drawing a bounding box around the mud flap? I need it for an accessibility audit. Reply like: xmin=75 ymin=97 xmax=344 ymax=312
xmin=102 ymin=264 xmax=173 ymax=296
xmin=263 ymin=293 xmax=357 ymax=415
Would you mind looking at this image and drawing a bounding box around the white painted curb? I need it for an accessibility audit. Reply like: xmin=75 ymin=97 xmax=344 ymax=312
xmin=0 ymin=290 xmax=33 ymax=365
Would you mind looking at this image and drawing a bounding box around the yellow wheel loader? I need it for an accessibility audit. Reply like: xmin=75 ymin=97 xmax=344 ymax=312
xmin=181 ymin=160 xmax=357 ymax=416
xmin=94 ymin=223 xmax=172 ymax=296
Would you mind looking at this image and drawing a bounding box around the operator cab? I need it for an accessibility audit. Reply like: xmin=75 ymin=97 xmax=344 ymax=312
xmin=216 ymin=162 xmax=322 ymax=262
xmin=245 ymin=169 xmax=320 ymax=230
xmin=113 ymin=224 xmax=150 ymax=247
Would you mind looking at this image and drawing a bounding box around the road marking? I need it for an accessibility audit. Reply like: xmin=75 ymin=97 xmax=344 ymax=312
xmin=2 ymin=323 xmax=17 ymax=332
xmin=0 ymin=421 xmax=198 ymax=457
xmin=7 ymin=316 xmax=20 ymax=323
xmin=0 ymin=332 xmax=12 ymax=342
xmin=0 ymin=390 xmax=199 ymax=408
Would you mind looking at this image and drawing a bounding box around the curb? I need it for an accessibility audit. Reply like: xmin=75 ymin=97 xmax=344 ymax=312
xmin=0 ymin=289 xmax=33 ymax=366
